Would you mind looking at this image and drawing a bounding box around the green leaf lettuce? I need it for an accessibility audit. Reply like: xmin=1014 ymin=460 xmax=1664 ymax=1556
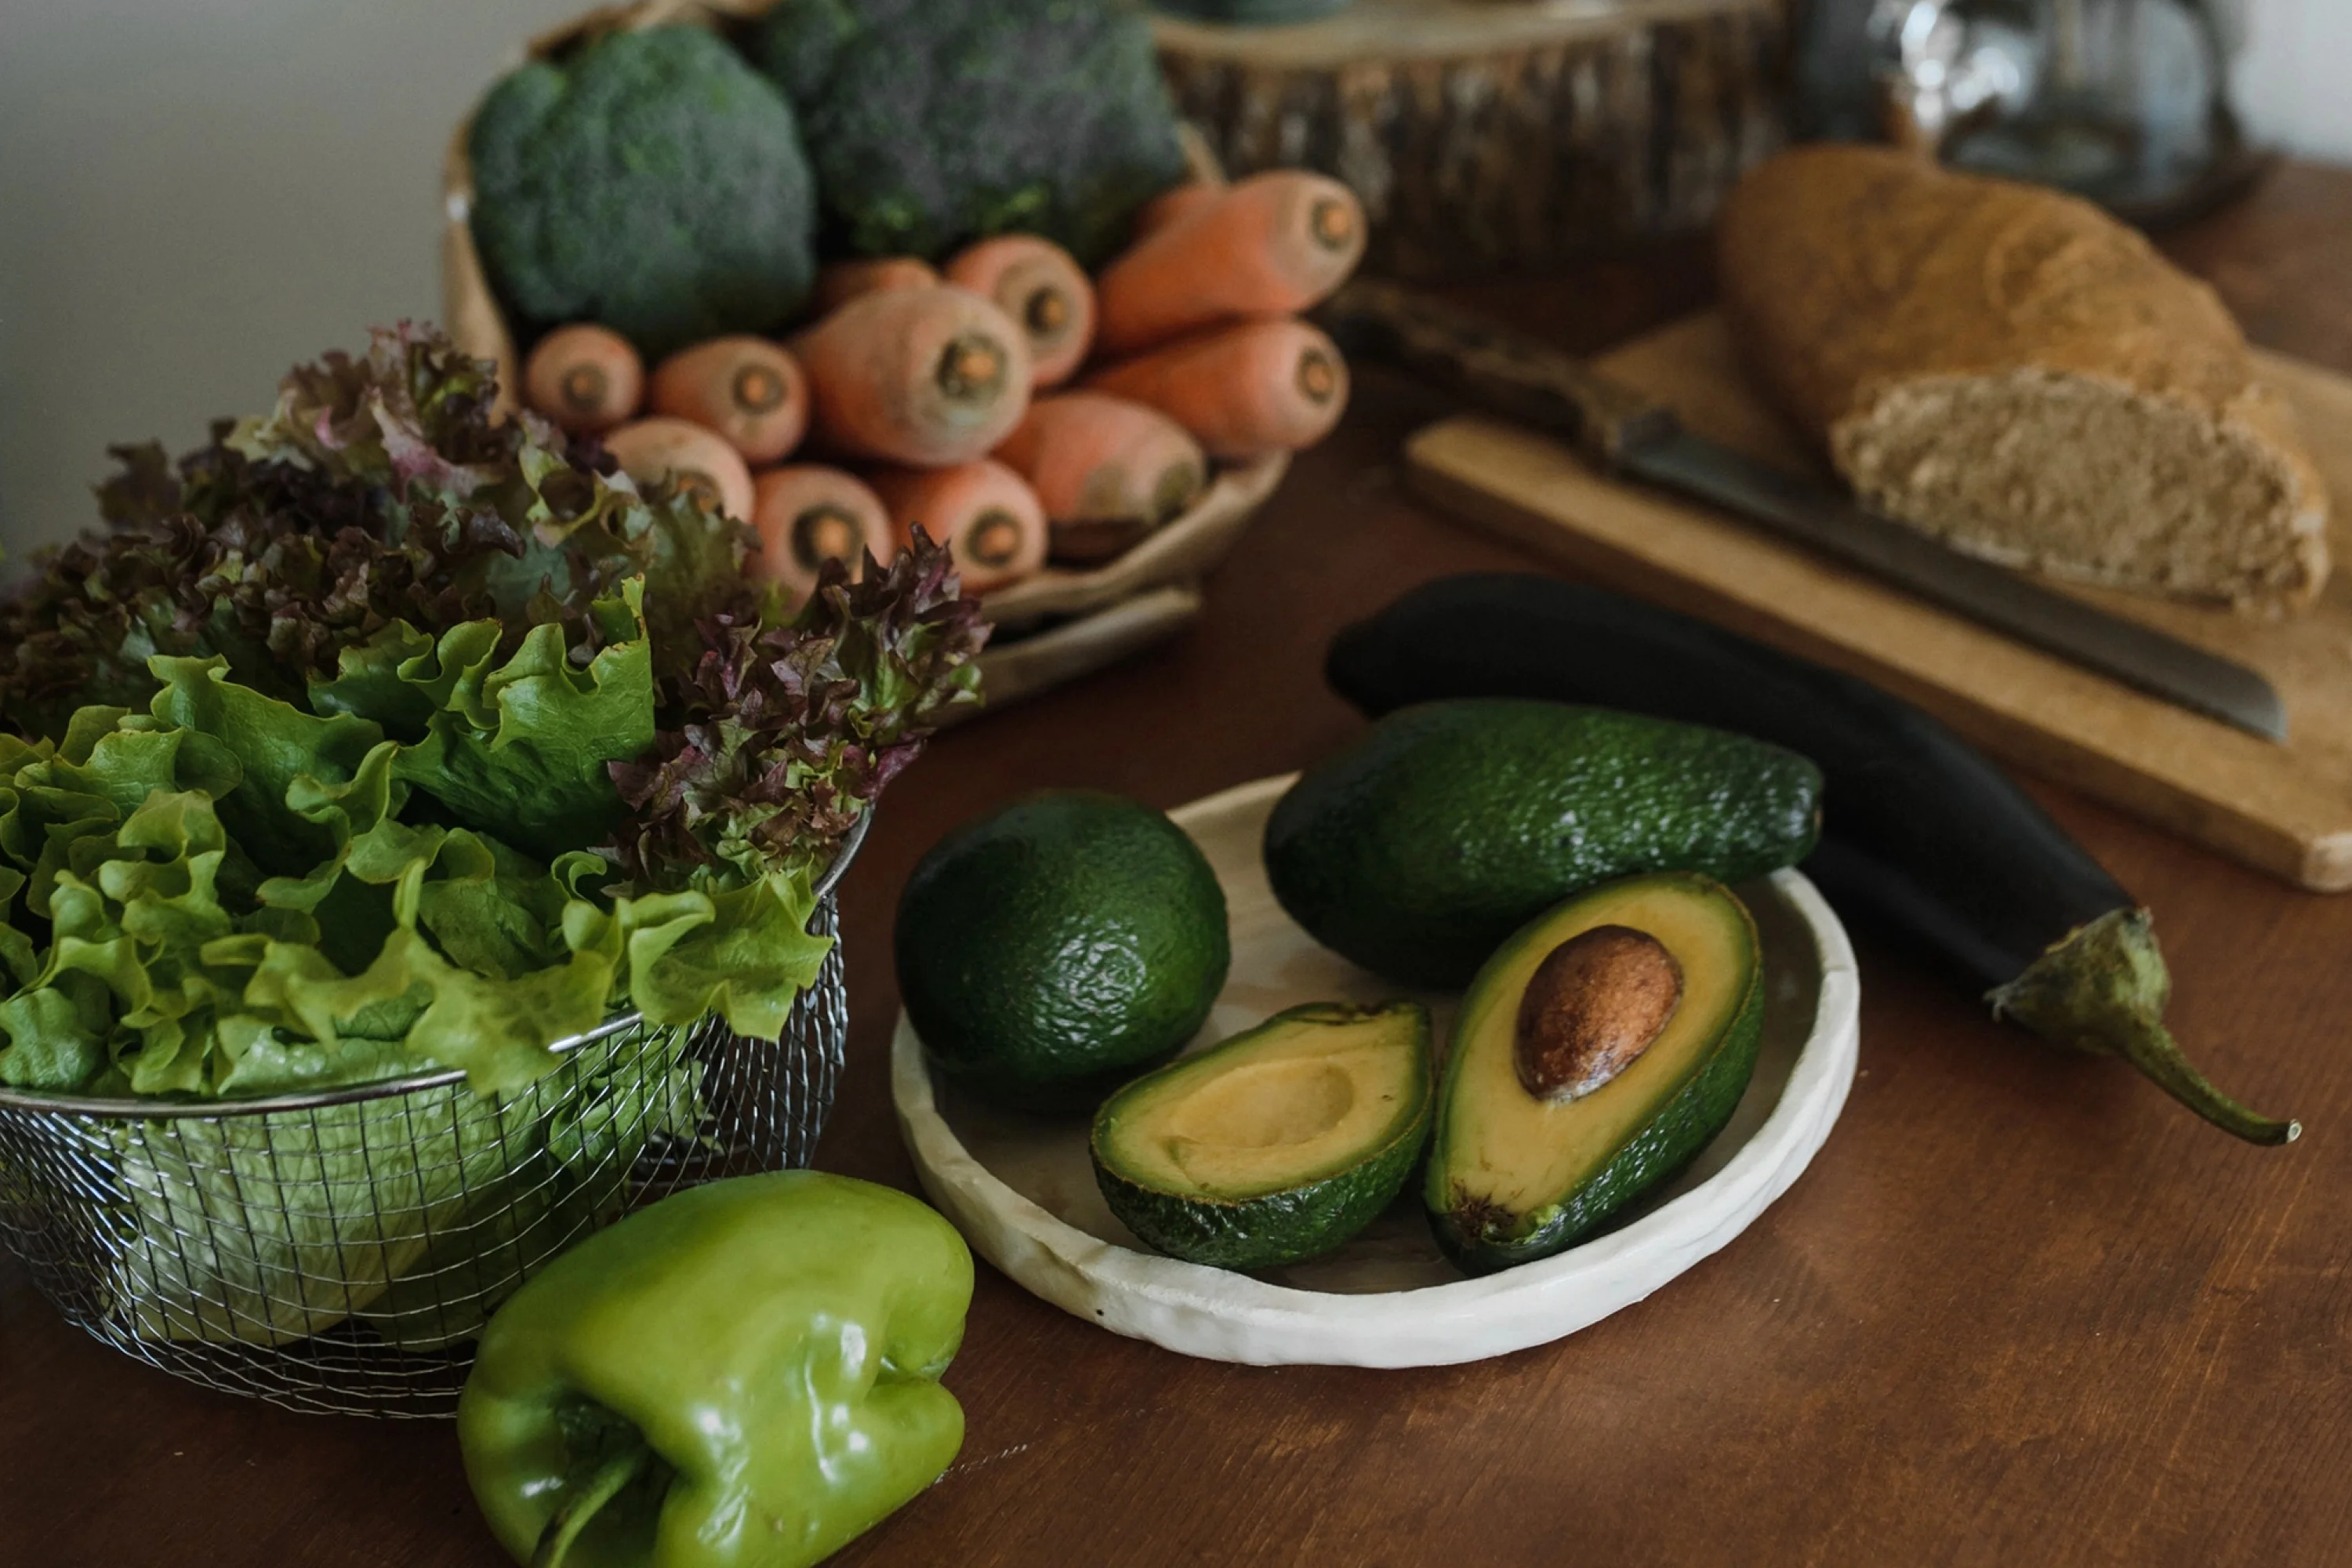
xmin=0 ymin=601 xmax=822 ymax=1100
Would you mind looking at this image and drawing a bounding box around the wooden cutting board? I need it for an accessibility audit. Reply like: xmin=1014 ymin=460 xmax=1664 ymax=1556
xmin=1405 ymin=313 xmax=2352 ymax=892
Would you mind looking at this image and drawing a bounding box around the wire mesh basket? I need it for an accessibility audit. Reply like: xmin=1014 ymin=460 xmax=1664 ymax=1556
xmin=0 ymin=821 xmax=864 ymax=1419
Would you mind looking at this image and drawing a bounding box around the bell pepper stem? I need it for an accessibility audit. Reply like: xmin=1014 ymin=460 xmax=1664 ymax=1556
xmin=1987 ymin=906 xmax=2299 ymax=1147
xmin=533 ymin=1432 xmax=656 ymax=1568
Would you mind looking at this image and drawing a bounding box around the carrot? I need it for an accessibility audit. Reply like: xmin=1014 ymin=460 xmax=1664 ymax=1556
xmin=522 ymin=324 xmax=643 ymax=436
xmin=1131 ymin=181 xmax=1224 ymax=243
xmin=1094 ymin=171 xmax=1367 ymax=355
xmin=993 ymin=392 xmax=1207 ymax=564
xmin=1086 ymin=318 xmax=1349 ymax=460
xmin=790 ymin=285 xmax=1033 ymax=466
xmin=648 ymin=337 xmax=808 ymax=464
xmin=811 ymin=256 xmax=939 ymax=314
xmin=942 ymin=236 xmax=1096 ymax=389
xmin=868 ymin=459 xmax=1047 ymax=594
xmin=750 ymin=465 xmax=896 ymax=601
xmin=602 ymin=417 xmax=756 ymax=521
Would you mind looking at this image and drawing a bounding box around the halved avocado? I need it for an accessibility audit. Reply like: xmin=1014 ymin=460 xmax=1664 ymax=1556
xmin=1426 ymin=873 xmax=1764 ymax=1275
xmin=1091 ymin=1002 xmax=1433 ymax=1271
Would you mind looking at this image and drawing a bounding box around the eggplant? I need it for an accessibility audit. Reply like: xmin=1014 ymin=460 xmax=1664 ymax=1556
xmin=1327 ymin=572 xmax=2297 ymax=1145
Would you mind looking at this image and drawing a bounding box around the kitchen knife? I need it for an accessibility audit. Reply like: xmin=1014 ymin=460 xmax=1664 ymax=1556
xmin=1324 ymin=279 xmax=2290 ymax=742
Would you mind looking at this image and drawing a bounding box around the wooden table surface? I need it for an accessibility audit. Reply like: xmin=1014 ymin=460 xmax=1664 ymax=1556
xmin=9 ymin=165 xmax=2352 ymax=1568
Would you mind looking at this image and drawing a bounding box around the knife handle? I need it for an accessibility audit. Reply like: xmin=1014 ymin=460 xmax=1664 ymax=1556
xmin=1321 ymin=278 xmax=1680 ymax=466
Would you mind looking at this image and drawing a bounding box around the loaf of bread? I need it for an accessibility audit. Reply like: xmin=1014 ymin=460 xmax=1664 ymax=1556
xmin=1718 ymin=145 xmax=2328 ymax=612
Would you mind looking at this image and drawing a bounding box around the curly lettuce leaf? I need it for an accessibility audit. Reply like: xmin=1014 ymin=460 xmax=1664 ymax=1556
xmin=223 ymin=321 xmax=508 ymax=498
xmin=566 ymin=867 xmax=829 ymax=1041
xmin=0 ymin=631 xmax=834 ymax=1099
xmin=0 ymin=322 xmax=989 ymax=1108
xmin=314 ymin=583 xmax=655 ymax=862
xmin=0 ymin=325 xmax=740 ymax=743
xmin=147 ymin=655 xmax=388 ymax=878
xmin=3 ymin=320 xmax=975 ymax=907
xmin=608 ymin=532 xmax=985 ymax=889
xmin=0 ymin=707 xmax=619 ymax=1098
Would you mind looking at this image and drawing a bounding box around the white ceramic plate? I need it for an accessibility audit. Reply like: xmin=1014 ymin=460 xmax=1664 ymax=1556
xmin=891 ymin=774 xmax=1860 ymax=1367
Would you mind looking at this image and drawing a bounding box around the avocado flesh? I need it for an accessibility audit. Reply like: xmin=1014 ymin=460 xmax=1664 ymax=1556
xmin=1428 ymin=873 xmax=1763 ymax=1274
xmin=1094 ymin=1002 xmax=1432 ymax=1271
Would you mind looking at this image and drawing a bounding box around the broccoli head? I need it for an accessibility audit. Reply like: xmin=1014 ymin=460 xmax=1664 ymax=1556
xmin=468 ymin=27 xmax=818 ymax=359
xmin=750 ymin=0 xmax=1189 ymax=267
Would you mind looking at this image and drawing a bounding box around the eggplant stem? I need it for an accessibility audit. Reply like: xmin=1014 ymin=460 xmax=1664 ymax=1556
xmin=1988 ymin=907 xmax=2299 ymax=1147
xmin=533 ymin=1433 xmax=656 ymax=1568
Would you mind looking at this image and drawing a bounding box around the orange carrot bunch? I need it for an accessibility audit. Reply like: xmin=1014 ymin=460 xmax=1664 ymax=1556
xmin=1076 ymin=170 xmax=1361 ymax=470
xmin=514 ymin=165 xmax=1366 ymax=601
xmin=1094 ymin=170 xmax=1365 ymax=355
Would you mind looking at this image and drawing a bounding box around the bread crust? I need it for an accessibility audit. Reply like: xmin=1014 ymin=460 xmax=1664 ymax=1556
xmin=1717 ymin=145 xmax=2328 ymax=612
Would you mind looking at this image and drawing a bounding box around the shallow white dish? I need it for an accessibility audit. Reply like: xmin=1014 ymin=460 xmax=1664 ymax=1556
xmin=891 ymin=773 xmax=1860 ymax=1367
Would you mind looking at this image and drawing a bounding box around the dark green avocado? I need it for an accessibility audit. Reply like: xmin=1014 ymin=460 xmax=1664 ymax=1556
xmin=1262 ymin=699 xmax=1820 ymax=987
xmin=1092 ymin=1001 xmax=1432 ymax=1271
xmin=896 ymin=790 xmax=1229 ymax=1112
xmin=1426 ymin=872 xmax=1764 ymax=1275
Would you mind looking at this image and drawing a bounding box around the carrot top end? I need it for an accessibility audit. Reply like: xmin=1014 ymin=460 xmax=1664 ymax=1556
xmin=732 ymin=364 xmax=791 ymax=414
xmin=938 ymin=335 xmax=1010 ymax=402
xmin=1298 ymin=347 xmax=1341 ymax=404
xmin=561 ymin=364 xmax=611 ymax=412
xmin=1310 ymin=197 xmax=1358 ymax=251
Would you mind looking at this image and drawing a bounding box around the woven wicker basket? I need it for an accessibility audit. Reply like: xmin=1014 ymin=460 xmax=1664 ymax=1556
xmin=439 ymin=0 xmax=1288 ymax=713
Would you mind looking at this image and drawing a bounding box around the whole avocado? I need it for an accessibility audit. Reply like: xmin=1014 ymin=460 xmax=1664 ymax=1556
xmin=749 ymin=0 xmax=1189 ymax=266
xmin=468 ymin=27 xmax=818 ymax=358
xmin=1264 ymin=699 xmax=1822 ymax=988
xmin=896 ymin=791 xmax=1229 ymax=1111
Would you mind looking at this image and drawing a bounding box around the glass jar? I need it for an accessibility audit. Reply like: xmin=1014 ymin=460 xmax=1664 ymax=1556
xmin=1798 ymin=0 xmax=2258 ymax=221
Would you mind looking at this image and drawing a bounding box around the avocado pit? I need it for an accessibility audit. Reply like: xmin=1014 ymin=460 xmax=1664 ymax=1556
xmin=1513 ymin=924 xmax=1683 ymax=1102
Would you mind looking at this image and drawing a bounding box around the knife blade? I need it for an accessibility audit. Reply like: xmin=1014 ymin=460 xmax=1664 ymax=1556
xmin=1323 ymin=280 xmax=2289 ymax=742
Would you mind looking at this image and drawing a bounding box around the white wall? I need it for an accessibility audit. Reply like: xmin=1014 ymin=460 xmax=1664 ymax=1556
xmin=2 ymin=0 xmax=2347 ymax=567
xmin=2234 ymin=0 xmax=2352 ymax=163
xmin=0 ymin=0 xmax=583 ymax=564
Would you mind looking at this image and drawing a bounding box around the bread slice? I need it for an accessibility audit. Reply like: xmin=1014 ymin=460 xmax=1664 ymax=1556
xmin=1717 ymin=145 xmax=2328 ymax=613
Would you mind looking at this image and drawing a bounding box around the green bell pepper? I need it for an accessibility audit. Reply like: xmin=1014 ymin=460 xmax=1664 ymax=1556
xmin=457 ymin=1171 xmax=975 ymax=1568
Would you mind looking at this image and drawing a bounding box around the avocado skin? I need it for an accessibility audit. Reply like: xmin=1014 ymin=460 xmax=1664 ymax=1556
xmin=1432 ymin=956 xmax=1765 ymax=1276
xmin=897 ymin=791 xmax=1229 ymax=1112
xmin=1092 ymin=1004 xmax=1434 ymax=1272
xmin=1263 ymin=699 xmax=1820 ymax=988
xmin=1095 ymin=1125 xmax=1422 ymax=1272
